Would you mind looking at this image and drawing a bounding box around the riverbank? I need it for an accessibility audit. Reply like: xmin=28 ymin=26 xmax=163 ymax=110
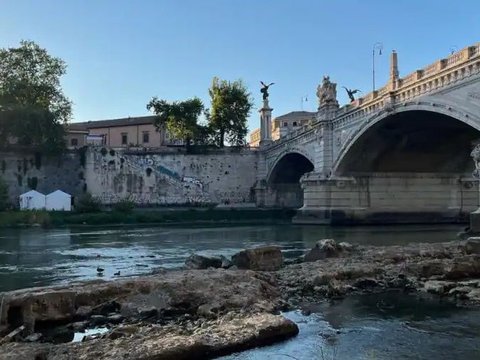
xmin=0 ymin=208 xmax=295 ymax=228
xmin=1 ymin=238 xmax=479 ymax=359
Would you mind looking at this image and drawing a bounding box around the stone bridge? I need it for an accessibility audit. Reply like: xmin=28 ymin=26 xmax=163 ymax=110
xmin=255 ymin=43 xmax=480 ymax=224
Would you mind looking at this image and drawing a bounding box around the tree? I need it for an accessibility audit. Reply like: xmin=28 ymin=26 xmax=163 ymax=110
xmin=208 ymin=77 xmax=253 ymax=147
xmin=146 ymin=97 xmax=204 ymax=147
xmin=0 ymin=40 xmax=72 ymax=153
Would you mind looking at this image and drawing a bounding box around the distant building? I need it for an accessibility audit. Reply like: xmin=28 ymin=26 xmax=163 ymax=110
xmin=65 ymin=124 xmax=89 ymax=149
xmin=249 ymin=111 xmax=316 ymax=147
xmin=66 ymin=115 xmax=180 ymax=149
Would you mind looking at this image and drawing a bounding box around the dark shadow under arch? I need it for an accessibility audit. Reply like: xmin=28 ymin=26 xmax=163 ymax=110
xmin=269 ymin=153 xmax=314 ymax=185
xmin=336 ymin=110 xmax=480 ymax=175
xmin=267 ymin=153 xmax=314 ymax=208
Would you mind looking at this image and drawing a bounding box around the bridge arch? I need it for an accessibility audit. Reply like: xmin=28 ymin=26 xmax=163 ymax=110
xmin=266 ymin=151 xmax=314 ymax=208
xmin=267 ymin=149 xmax=315 ymax=183
xmin=333 ymin=101 xmax=480 ymax=175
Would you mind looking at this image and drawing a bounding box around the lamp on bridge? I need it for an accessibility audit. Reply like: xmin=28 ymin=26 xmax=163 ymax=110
xmin=372 ymin=42 xmax=383 ymax=92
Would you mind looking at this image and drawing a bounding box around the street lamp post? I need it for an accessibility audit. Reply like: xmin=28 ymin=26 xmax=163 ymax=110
xmin=372 ymin=42 xmax=383 ymax=92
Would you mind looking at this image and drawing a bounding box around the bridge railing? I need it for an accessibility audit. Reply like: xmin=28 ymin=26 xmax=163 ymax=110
xmin=264 ymin=42 xmax=480 ymax=149
xmin=333 ymin=42 xmax=480 ymax=125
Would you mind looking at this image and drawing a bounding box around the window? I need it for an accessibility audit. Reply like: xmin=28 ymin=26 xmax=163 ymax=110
xmin=142 ymin=131 xmax=150 ymax=144
xmin=283 ymin=122 xmax=288 ymax=127
xmin=121 ymin=133 xmax=128 ymax=145
xmin=70 ymin=138 xmax=78 ymax=146
xmin=293 ymin=121 xmax=298 ymax=127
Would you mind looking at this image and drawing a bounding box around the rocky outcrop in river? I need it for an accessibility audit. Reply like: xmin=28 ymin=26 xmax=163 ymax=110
xmin=1 ymin=238 xmax=480 ymax=359
xmin=278 ymin=238 xmax=480 ymax=306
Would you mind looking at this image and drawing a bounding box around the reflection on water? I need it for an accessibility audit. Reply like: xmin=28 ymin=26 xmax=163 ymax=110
xmin=0 ymin=224 xmax=464 ymax=292
xmin=222 ymin=293 xmax=480 ymax=360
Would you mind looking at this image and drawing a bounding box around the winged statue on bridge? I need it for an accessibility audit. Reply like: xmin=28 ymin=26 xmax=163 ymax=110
xmin=260 ymin=81 xmax=274 ymax=101
xmin=342 ymin=87 xmax=361 ymax=102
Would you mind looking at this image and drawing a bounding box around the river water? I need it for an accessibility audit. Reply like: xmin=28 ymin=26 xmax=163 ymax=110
xmin=1 ymin=223 xmax=480 ymax=359
xmin=0 ymin=224 xmax=465 ymax=292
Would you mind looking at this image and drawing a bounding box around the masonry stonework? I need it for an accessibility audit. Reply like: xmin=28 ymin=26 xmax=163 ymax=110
xmin=255 ymin=42 xmax=480 ymax=223
xmin=84 ymin=148 xmax=258 ymax=205
xmin=0 ymin=150 xmax=86 ymax=204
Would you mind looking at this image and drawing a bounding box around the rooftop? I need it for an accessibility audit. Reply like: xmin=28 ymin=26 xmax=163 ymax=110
xmin=68 ymin=115 xmax=157 ymax=130
xmin=274 ymin=111 xmax=316 ymax=121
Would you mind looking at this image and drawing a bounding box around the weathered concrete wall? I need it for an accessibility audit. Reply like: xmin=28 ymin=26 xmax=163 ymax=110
xmin=85 ymin=148 xmax=258 ymax=205
xmin=0 ymin=150 xmax=86 ymax=206
xmin=295 ymin=173 xmax=479 ymax=224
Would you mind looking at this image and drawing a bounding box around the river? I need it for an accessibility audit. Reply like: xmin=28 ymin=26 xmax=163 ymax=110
xmin=0 ymin=224 xmax=465 ymax=292
xmin=1 ymin=223 xmax=480 ymax=359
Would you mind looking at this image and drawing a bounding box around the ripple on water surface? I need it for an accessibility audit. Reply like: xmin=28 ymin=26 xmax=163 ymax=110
xmin=222 ymin=293 xmax=480 ymax=360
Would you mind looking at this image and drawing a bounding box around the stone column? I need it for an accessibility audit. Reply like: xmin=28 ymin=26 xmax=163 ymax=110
xmin=259 ymin=99 xmax=273 ymax=147
xmin=315 ymin=104 xmax=338 ymax=175
xmin=389 ymin=50 xmax=399 ymax=91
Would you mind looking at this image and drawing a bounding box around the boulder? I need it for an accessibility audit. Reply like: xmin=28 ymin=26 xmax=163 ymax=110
xmin=304 ymin=239 xmax=340 ymax=262
xmin=338 ymin=242 xmax=354 ymax=252
xmin=0 ymin=313 xmax=299 ymax=359
xmin=184 ymin=254 xmax=222 ymax=269
xmin=465 ymin=238 xmax=480 ymax=254
xmin=24 ymin=333 xmax=42 ymax=342
xmin=423 ymin=280 xmax=455 ymax=295
xmin=231 ymin=246 xmax=283 ymax=271
xmin=75 ymin=306 xmax=93 ymax=319
xmin=220 ymin=255 xmax=233 ymax=269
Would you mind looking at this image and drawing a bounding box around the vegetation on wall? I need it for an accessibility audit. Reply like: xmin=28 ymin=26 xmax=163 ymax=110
xmin=112 ymin=197 xmax=135 ymax=213
xmin=74 ymin=192 xmax=102 ymax=213
xmin=0 ymin=40 xmax=72 ymax=154
xmin=0 ymin=208 xmax=295 ymax=228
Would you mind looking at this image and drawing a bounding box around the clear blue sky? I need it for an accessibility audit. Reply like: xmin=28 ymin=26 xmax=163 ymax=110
xmin=1 ymin=0 xmax=479 ymax=134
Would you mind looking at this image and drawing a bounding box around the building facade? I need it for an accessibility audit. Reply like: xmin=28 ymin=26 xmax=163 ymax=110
xmin=66 ymin=116 xmax=176 ymax=149
xmin=249 ymin=111 xmax=316 ymax=147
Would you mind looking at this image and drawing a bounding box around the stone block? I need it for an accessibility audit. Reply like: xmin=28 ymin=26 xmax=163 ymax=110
xmin=231 ymin=246 xmax=283 ymax=271
xmin=469 ymin=210 xmax=480 ymax=233
xmin=304 ymin=239 xmax=340 ymax=262
xmin=185 ymin=254 xmax=222 ymax=269
xmin=465 ymin=238 xmax=480 ymax=254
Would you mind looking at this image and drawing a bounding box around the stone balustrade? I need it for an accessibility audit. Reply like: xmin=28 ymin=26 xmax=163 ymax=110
xmin=262 ymin=42 xmax=480 ymax=151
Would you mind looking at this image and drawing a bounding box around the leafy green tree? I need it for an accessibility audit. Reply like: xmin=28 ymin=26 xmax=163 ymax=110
xmin=208 ymin=77 xmax=253 ymax=147
xmin=146 ymin=97 xmax=204 ymax=147
xmin=0 ymin=177 xmax=9 ymax=211
xmin=0 ymin=40 xmax=72 ymax=153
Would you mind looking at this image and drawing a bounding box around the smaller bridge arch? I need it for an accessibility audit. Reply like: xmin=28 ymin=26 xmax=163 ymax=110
xmin=267 ymin=148 xmax=315 ymax=183
xmin=266 ymin=151 xmax=314 ymax=208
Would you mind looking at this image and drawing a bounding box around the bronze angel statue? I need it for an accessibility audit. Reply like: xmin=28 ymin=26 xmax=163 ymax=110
xmin=260 ymin=81 xmax=274 ymax=100
xmin=342 ymin=87 xmax=361 ymax=102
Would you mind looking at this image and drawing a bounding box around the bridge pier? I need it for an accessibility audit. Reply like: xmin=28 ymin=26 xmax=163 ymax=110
xmin=294 ymin=173 xmax=478 ymax=225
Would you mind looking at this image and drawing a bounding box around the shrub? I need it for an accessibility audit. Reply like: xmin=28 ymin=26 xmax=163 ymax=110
xmin=75 ymin=193 xmax=102 ymax=213
xmin=113 ymin=198 xmax=135 ymax=213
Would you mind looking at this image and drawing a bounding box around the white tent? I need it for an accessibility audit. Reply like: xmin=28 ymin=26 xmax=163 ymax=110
xmin=46 ymin=190 xmax=72 ymax=211
xmin=19 ymin=190 xmax=46 ymax=210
